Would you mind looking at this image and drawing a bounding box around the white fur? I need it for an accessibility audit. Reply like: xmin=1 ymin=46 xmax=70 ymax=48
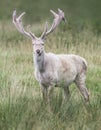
xmin=33 ymin=43 xmax=89 ymax=102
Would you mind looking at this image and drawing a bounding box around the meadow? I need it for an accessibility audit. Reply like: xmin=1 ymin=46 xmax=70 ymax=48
xmin=0 ymin=19 xmax=101 ymax=130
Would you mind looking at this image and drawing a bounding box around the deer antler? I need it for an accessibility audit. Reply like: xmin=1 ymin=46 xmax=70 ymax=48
xmin=13 ymin=10 xmax=36 ymax=39
xmin=13 ymin=9 xmax=66 ymax=40
xmin=41 ymin=8 xmax=66 ymax=39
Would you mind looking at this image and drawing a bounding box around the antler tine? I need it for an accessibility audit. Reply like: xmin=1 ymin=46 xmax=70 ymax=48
xmin=13 ymin=10 xmax=36 ymax=39
xmin=50 ymin=10 xmax=58 ymax=17
xmin=58 ymin=8 xmax=66 ymax=22
xmin=41 ymin=9 xmax=65 ymax=39
xmin=58 ymin=8 xmax=62 ymax=13
xmin=13 ymin=10 xmax=28 ymax=35
xmin=13 ymin=10 xmax=17 ymax=23
xmin=41 ymin=22 xmax=48 ymax=39
xmin=27 ymin=25 xmax=37 ymax=39
xmin=17 ymin=12 xmax=26 ymax=21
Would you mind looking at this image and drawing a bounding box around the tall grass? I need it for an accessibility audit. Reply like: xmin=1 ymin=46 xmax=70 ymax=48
xmin=0 ymin=21 xmax=101 ymax=130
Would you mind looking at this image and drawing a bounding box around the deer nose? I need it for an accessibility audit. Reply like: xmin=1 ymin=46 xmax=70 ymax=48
xmin=36 ymin=49 xmax=40 ymax=54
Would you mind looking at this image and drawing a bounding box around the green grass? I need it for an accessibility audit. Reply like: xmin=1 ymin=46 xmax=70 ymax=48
xmin=0 ymin=22 xmax=101 ymax=130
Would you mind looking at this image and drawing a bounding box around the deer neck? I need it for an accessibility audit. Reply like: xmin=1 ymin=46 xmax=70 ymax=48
xmin=34 ymin=51 xmax=46 ymax=73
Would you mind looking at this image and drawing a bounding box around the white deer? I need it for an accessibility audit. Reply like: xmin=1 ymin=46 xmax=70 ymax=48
xmin=13 ymin=9 xmax=89 ymax=104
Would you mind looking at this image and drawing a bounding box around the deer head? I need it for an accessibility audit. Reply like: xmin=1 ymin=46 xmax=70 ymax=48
xmin=13 ymin=9 xmax=66 ymax=56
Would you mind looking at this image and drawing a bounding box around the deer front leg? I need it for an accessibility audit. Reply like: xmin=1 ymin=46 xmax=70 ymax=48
xmin=47 ymin=85 xmax=54 ymax=103
xmin=47 ymin=85 xmax=54 ymax=113
xmin=41 ymin=84 xmax=48 ymax=101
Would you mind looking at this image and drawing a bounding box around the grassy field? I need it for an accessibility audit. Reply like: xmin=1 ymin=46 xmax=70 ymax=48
xmin=0 ymin=21 xmax=101 ymax=130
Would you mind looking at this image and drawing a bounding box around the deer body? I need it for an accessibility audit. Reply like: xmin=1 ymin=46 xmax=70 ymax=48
xmin=13 ymin=9 xmax=89 ymax=103
xmin=34 ymin=53 xmax=79 ymax=87
xmin=34 ymin=49 xmax=89 ymax=102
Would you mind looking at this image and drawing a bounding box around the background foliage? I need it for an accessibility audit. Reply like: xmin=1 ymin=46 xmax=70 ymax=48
xmin=0 ymin=0 xmax=101 ymax=32
xmin=0 ymin=0 xmax=101 ymax=130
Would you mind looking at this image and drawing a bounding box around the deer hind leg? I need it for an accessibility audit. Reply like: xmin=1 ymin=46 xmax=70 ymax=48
xmin=75 ymin=72 xmax=89 ymax=102
xmin=62 ymin=87 xmax=71 ymax=104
